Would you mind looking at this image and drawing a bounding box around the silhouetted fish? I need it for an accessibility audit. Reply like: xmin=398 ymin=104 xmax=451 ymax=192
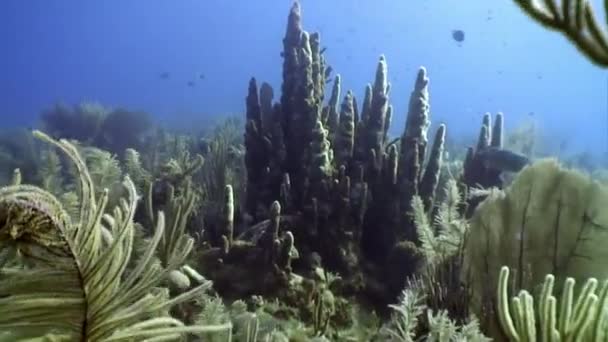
xmin=477 ymin=147 xmax=530 ymax=173
xmin=324 ymin=66 xmax=333 ymax=80
xmin=159 ymin=72 xmax=170 ymax=79
xmin=452 ymin=30 xmax=465 ymax=42
xmin=199 ymin=73 xmax=205 ymax=80
xmin=187 ymin=81 xmax=195 ymax=87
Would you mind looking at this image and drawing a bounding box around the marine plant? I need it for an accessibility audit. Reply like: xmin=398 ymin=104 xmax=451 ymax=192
xmin=0 ymin=130 xmax=231 ymax=341
xmin=513 ymin=0 xmax=608 ymax=67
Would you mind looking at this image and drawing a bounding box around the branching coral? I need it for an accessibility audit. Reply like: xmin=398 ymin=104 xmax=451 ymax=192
xmin=0 ymin=131 xmax=231 ymax=341
xmin=497 ymin=266 xmax=608 ymax=341
xmin=514 ymin=0 xmax=608 ymax=67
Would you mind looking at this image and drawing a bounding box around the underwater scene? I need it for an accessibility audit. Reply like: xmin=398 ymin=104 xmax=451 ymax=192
xmin=3 ymin=0 xmax=608 ymax=341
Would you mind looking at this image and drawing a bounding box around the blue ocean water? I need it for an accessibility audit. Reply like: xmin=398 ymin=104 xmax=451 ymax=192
xmin=0 ymin=0 xmax=606 ymax=157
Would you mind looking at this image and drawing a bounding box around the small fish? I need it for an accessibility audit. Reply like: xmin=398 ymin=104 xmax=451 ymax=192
xmin=324 ymin=66 xmax=333 ymax=79
xmin=187 ymin=81 xmax=195 ymax=87
xmin=320 ymin=47 xmax=327 ymax=54
xmin=477 ymin=147 xmax=530 ymax=173
xmin=159 ymin=72 xmax=170 ymax=79
xmin=199 ymin=73 xmax=205 ymax=80
xmin=452 ymin=29 xmax=465 ymax=42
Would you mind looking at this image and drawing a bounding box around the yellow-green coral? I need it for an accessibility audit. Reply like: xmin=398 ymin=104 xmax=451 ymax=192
xmin=412 ymin=178 xmax=468 ymax=265
xmin=498 ymin=266 xmax=608 ymax=341
xmin=0 ymin=130 xmax=231 ymax=341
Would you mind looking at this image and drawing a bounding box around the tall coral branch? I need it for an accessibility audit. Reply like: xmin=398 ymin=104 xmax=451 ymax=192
xmin=497 ymin=266 xmax=608 ymax=341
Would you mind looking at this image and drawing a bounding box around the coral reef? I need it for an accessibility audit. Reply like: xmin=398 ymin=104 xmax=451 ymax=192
xmin=39 ymin=102 xmax=109 ymax=144
xmin=4 ymin=1 xmax=608 ymax=341
xmin=40 ymin=102 xmax=153 ymax=156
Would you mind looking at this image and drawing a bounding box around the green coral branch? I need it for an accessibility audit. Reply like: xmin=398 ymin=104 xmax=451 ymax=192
xmin=0 ymin=130 xmax=231 ymax=341
xmin=411 ymin=178 xmax=468 ymax=264
xmin=514 ymin=0 xmax=608 ymax=67
xmin=497 ymin=265 xmax=608 ymax=341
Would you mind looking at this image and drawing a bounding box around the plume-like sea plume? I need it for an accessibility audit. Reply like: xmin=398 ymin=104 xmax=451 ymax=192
xmin=0 ymin=130 xmax=231 ymax=341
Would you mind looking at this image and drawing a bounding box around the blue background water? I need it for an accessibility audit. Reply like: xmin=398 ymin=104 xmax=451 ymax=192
xmin=1 ymin=0 xmax=606 ymax=156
